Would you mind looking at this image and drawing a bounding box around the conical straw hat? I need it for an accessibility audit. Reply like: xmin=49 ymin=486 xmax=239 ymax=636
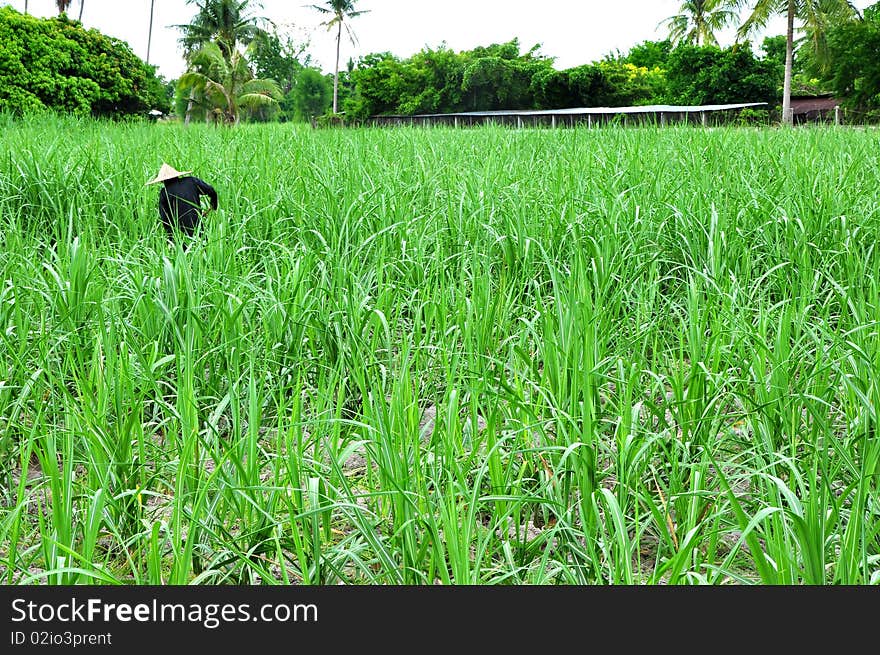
xmin=146 ymin=163 xmax=192 ymax=185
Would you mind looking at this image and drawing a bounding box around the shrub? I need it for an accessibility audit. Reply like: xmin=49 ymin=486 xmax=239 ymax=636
xmin=0 ymin=7 xmax=169 ymax=118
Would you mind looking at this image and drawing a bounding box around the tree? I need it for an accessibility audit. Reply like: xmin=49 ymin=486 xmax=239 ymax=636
xmin=177 ymin=0 xmax=267 ymax=59
xmin=820 ymin=1 xmax=880 ymax=111
xmin=596 ymin=61 xmax=667 ymax=105
xmin=248 ymin=26 xmax=313 ymax=121
xmin=402 ymin=46 xmax=468 ymax=113
xmin=530 ymin=64 xmax=618 ymax=108
xmin=665 ymin=43 xmax=779 ymax=106
xmin=458 ymin=40 xmax=553 ymax=111
xmin=250 ymin=24 xmax=311 ymax=95
xmin=310 ymin=0 xmax=369 ymax=114
xmin=623 ymin=39 xmax=673 ymax=69
xmin=760 ymin=34 xmax=795 ymax=91
xmin=662 ymin=0 xmax=738 ymax=46
xmin=178 ymin=41 xmax=280 ymax=123
xmin=461 ymin=55 xmax=549 ymax=111
xmin=734 ymin=0 xmax=859 ymax=125
xmin=0 ymin=7 xmax=169 ymax=117
xmin=285 ymin=67 xmax=332 ymax=121
xmin=176 ymin=0 xmax=268 ymax=123
xmin=344 ymin=51 xmax=408 ymax=118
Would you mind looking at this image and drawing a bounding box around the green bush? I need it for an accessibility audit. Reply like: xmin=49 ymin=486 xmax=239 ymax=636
xmin=820 ymin=2 xmax=880 ymax=113
xmin=664 ymin=44 xmax=780 ymax=107
xmin=733 ymin=107 xmax=772 ymax=126
xmin=314 ymin=112 xmax=346 ymax=128
xmin=0 ymin=7 xmax=169 ymax=118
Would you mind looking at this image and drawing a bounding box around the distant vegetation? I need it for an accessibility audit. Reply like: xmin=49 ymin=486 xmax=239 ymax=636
xmin=4 ymin=1 xmax=880 ymax=123
xmin=0 ymin=7 xmax=169 ymax=118
xmin=812 ymin=2 xmax=880 ymax=117
xmin=339 ymin=0 xmax=880 ymax=122
xmin=341 ymin=38 xmax=780 ymax=120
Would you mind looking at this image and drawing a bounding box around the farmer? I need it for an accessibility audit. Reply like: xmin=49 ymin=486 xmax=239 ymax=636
xmin=146 ymin=163 xmax=218 ymax=237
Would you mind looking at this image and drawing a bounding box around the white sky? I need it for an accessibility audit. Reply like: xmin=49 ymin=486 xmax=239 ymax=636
xmin=4 ymin=0 xmax=876 ymax=80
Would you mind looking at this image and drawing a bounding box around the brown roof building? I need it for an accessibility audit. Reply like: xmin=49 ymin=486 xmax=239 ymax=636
xmin=791 ymin=93 xmax=840 ymax=123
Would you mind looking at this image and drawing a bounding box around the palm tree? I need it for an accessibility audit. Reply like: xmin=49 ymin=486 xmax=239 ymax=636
xmin=178 ymin=41 xmax=281 ymax=124
xmin=55 ymin=0 xmax=72 ymax=13
xmin=177 ymin=0 xmax=267 ymax=60
xmin=310 ymin=1 xmax=369 ymax=114
xmin=661 ymin=0 xmax=739 ymax=46
xmin=147 ymin=0 xmax=155 ymax=64
xmin=78 ymin=0 xmax=84 ymax=21
xmin=176 ymin=1 xmax=268 ymax=124
xmin=735 ymin=0 xmax=859 ymax=125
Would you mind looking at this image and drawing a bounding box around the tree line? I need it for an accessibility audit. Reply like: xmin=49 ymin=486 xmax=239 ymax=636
xmin=339 ymin=38 xmax=781 ymax=121
xmin=341 ymin=0 xmax=880 ymax=123
xmin=2 ymin=0 xmax=879 ymax=124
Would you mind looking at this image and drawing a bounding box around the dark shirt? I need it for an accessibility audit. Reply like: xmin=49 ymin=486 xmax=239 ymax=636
xmin=159 ymin=176 xmax=218 ymax=236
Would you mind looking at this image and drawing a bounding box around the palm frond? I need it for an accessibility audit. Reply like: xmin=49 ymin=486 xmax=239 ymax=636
xmin=662 ymin=0 xmax=738 ymax=46
xmin=178 ymin=71 xmax=209 ymax=92
xmin=736 ymin=0 xmax=780 ymax=40
xmin=190 ymin=41 xmax=227 ymax=67
xmin=237 ymin=92 xmax=280 ymax=110
xmin=344 ymin=20 xmax=359 ymax=47
xmin=241 ymin=78 xmax=282 ymax=99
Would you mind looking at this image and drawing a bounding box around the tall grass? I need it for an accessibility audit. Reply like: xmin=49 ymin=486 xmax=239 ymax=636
xmin=0 ymin=114 xmax=878 ymax=584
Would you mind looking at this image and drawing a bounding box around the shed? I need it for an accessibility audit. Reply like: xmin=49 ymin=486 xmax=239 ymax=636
xmin=790 ymin=93 xmax=840 ymax=123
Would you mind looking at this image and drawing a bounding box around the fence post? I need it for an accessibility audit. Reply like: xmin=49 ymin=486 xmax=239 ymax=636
xmin=834 ymin=105 xmax=841 ymax=126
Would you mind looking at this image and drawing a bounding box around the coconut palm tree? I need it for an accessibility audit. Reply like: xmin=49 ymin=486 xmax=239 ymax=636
xmin=78 ymin=0 xmax=84 ymax=20
xmin=734 ymin=0 xmax=859 ymax=125
xmin=310 ymin=0 xmax=369 ymax=114
xmin=176 ymin=1 xmax=268 ymax=124
xmin=178 ymin=41 xmax=281 ymax=124
xmin=177 ymin=0 xmax=267 ymax=60
xmin=661 ymin=0 xmax=739 ymax=46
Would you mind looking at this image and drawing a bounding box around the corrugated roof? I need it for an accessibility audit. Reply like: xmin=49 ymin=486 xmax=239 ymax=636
xmin=376 ymin=103 xmax=767 ymax=119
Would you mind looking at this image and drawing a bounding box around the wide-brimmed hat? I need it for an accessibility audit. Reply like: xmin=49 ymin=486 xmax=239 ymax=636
xmin=145 ymin=163 xmax=191 ymax=185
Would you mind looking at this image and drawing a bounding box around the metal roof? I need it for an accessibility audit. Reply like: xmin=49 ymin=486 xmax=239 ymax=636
xmin=377 ymin=102 xmax=767 ymax=119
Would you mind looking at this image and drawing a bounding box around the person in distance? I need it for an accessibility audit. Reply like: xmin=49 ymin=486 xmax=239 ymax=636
xmin=146 ymin=163 xmax=218 ymax=238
